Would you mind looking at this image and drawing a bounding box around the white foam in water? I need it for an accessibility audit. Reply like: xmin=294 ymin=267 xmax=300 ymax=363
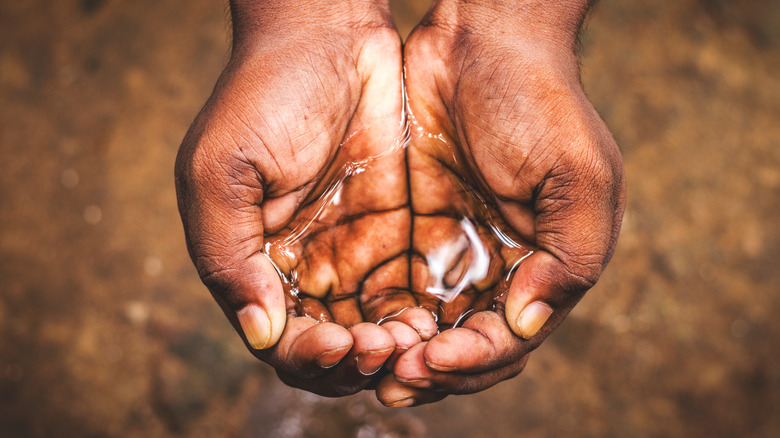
xmin=425 ymin=218 xmax=490 ymax=303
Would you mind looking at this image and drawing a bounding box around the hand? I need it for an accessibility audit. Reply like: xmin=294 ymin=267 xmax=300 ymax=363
xmin=174 ymin=0 xmax=435 ymax=396
xmin=377 ymin=0 xmax=626 ymax=406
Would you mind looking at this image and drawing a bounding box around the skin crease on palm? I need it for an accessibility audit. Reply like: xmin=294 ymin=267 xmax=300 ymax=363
xmin=175 ymin=0 xmax=625 ymax=406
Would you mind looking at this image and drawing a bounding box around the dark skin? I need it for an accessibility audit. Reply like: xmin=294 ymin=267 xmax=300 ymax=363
xmin=377 ymin=0 xmax=626 ymax=406
xmin=175 ymin=0 xmax=625 ymax=404
xmin=175 ymin=0 xmax=417 ymax=396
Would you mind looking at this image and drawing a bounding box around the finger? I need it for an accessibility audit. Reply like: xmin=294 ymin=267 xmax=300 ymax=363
xmin=275 ymin=322 xmax=395 ymax=397
xmin=376 ymin=374 xmax=447 ymax=408
xmin=430 ymin=356 xmax=528 ymax=395
xmin=392 ymin=343 xmax=435 ymax=387
xmin=504 ymin=250 xmax=587 ymax=341
xmin=380 ymin=306 xmax=438 ymax=341
xmin=347 ymin=322 xmax=395 ymax=377
xmin=381 ymin=320 xmax=422 ymax=370
xmin=337 ymin=328 xmax=393 ymax=394
xmin=503 ymin=133 xmax=625 ymax=340
xmin=296 ymin=297 xmax=333 ymax=323
xmin=393 ymin=342 xmax=530 ymax=395
xmin=268 ymin=317 xmax=353 ymax=378
xmin=202 ymin=240 xmax=288 ymax=351
xmin=396 ymin=311 xmax=523 ymax=375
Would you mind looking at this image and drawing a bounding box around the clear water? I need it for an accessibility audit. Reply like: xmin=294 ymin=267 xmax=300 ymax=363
xmin=262 ymin=103 xmax=533 ymax=331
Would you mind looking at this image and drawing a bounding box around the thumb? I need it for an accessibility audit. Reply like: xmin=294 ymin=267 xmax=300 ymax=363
xmin=179 ymin=186 xmax=288 ymax=350
xmin=175 ymin=124 xmax=287 ymax=350
xmin=207 ymin=253 xmax=288 ymax=351
xmin=503 ymin=139 xmax=624 ymax=341
xmin=504 ymin=250 xmax=590 ymax=340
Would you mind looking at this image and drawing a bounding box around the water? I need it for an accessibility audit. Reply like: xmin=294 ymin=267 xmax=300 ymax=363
xmin=262 ymin=103 xmax=533 ymax=331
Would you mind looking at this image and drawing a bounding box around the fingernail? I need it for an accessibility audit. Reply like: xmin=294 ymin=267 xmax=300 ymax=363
xmin=387 ymin=397 xmax=415 ymax=408
xmin=395 ymin=378 xmax=431 ymax=389
xmin=515 ymin=301 xmax=553 ymax=339
xmin=356 ymin=350 xmax=391 ymax=376
xmin=237 ymin=305 xmax=272 ymax=350
xmin=426 ymin=362 xmax=456 ymax=372
xmin=316 ymin=347 xmax=350 ymax=369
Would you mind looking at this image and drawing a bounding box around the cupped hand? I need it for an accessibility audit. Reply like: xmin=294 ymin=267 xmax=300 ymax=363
xmin=174 ymin=1 xmax=432 ymax=396
xmin=378 ymin=0 xmax=626 ymax=406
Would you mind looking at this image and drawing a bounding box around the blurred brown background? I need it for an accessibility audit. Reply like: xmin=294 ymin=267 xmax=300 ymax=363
xmin=1 ymin=0 xmax=778 ymax=436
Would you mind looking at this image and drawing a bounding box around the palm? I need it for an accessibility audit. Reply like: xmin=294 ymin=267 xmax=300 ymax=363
xmin=374 ymin=22 xmax=625 ymax=406
xmin=263 ymin=118 xmax=414 ymax=327
xmin=404 ymin=24 xmax=624 ymax=304
xmin=402 ymin=29 xmax=547 ymax=327
xmin=252 ymin=34 xmax=424 ymax=329
xmin=176 ymin=27 xmax=423 ymax=396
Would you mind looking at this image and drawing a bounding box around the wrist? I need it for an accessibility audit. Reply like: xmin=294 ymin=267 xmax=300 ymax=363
xmin=230 ymin=0 xmax=393 ymax=51
xmin=425 ymin=0 xmax=592 ymax=51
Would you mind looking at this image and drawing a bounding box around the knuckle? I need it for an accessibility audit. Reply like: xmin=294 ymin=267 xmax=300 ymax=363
xmin=559 ymin=254 xmax=603 ymax=293
xmin=553 ymin=142 xmax=614 ymax=195
xmin=195 ymin=255 xmax=242 ymax=292
xmin=539 ymin=237 xmax=604 ymax=295
xmin=190 ymin=239 xmax=254 ymax=291
xmin=580 ymin=155 xmax=617 ymax=203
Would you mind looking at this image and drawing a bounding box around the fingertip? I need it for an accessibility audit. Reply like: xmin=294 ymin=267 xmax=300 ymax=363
xmin=349 ymin=323 xmax=395 ymax=376
xmin=381 ymin=321 xmax=422 ymax=370
xmin=266 ymin=299 xmax=288 ymax=347
xmin=306 ymin=322 xmax=354 ymax=368
xmin=376 ymin=375 xmax=416 ymax=408
xmin=421 ymin=328 xmax=476 ymax=372
xmin=376 ymin=374 xmax=447 ymax=408
xmin=390 ymin=307 xmax=438 ymax=340
xmin=276 ymin=319 xmax=354 ymax=377
xmin=237 ymin=304 xmax=272 ymax=350
xmin=393 ymin=343 xmax=434 ymax=385
xmin=212 ymin=253 xmax=289 ymax=350
xmin=235 ymin=296 xmax=287 ymax=350
xmin=513 ymin=301 xmax=553 ymax=339
xmin=380 ymin=307 xmax=439 ymax=341
xmin=382 ymin=321 xmax=422 ymax=351
xmin=505 ymin=251 xmax=559 ymax=340
xmin=349 ymin=322 xmax=395 ymax=351
xmin=316 ymin=345 xmax=351 ymax=369
xmin=423 ymin=312 xmax=515 ymax=372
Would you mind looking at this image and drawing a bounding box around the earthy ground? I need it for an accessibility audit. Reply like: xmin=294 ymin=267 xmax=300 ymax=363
xmin=1 ymin=0 xmax=778 ymax=437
